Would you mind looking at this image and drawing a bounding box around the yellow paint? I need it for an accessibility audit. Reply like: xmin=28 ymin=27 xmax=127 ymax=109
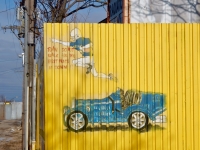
xmin=32 ymin=141 xmax=36 ymax=150
xmin=36 ymin=23 xmax=200 ymax=150
xmin=36 ymin=64 xmax=40 ymax=150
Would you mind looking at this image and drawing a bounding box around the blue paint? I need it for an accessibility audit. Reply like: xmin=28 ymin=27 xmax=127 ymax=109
xmin=63 ymin=89 xmax=166 ymax=129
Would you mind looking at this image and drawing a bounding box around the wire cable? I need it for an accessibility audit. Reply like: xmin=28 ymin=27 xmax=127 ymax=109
xmin=0 ymin=59 xmax=21 ymax=63
xmin=0 ymin=67 xmax=23 ymax=74
xmin=0 ymin=8 xmax=15 ymax=14
xmin=4 ymin=0 xmax=10 ymax=25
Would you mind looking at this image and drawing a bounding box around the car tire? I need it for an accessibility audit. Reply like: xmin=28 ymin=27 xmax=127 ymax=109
xmin=128 ymin=111 xmax=148 ymax=131
xmin=67 ymin=111 xmax=88 ymax=132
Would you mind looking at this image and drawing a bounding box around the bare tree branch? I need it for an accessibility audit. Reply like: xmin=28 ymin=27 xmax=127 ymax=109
xmin=36 ymin=0 xmax=107 ymax=23
xmin=66 ymin=3 xmax=106 ymax=17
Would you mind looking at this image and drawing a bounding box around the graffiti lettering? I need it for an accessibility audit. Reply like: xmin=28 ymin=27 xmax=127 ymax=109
xmin=59 ymin=59 xmax=69 ymax=63
xmin=47 ymin=46 xmax=73 ymax=70
xmin=55 ymin=65 xmax=68 ymax=69
xmin=48 ymin=59 xmax=69 ymax=63
xmin=48 ymin=59 xmax=58 ymax=63
xmin=69 ymin=54 xmax=75 ymax=58
xmin=47 ymin=46 xmax=57 ymax=52
xmin=62 ymin=47 xmax=73 ymax=52
xmin=48 ymin=53 xmax=58 ymax=57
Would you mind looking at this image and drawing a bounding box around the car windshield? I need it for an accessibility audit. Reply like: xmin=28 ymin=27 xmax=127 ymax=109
xmin=120 ymin=90 xmax=141 ymax=109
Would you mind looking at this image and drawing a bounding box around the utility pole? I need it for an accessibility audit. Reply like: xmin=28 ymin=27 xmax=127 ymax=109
xmin=17 ymin=0 xmax=36 ymax=149
xmin=22 ymin=7 xmax=29 ymax=150
xmin=24 ymin=0 xmax=36 ymax=149
xmin=1 ymin=2 xmax=29 ymax=150
xmin=2 ymin=0 xmax=36 ymax=149
xmin=14 ymin=3 xmax=29 ymax=150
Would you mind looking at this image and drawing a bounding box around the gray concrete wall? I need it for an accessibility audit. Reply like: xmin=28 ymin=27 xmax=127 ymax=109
xmin=11 ymin=102 xmax=22 ymax=119
xmin=0 ymin=102 xmax=22 ymax=120
xmin=5 ymin=104 xmax=12 ymax=120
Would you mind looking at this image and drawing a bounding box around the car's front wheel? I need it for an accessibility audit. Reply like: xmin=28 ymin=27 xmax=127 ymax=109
xmin=67 ymin=111 xmax=88 ymax=132
xmin=128 ymin=111 xmax=148 ymax=131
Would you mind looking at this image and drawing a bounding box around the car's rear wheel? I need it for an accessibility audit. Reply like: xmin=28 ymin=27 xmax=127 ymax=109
xmin=128 ymin=111 xmax=148 ymax=131
xmin=67 ymin=111 xmax=88 ymax=132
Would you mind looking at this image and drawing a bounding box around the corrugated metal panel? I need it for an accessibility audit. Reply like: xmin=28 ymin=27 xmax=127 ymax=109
xmin=40 ymin=23 xmax=200 ymax=150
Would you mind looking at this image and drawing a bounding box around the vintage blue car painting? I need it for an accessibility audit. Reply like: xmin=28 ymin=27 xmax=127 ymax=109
xmin=63 ymin=88 xmax=166 ymax=132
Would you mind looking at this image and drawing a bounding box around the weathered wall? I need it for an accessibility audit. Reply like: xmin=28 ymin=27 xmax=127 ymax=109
xmin=11 ymin=102 xmax=22 ymax=119
xmin=5 ymin=104 xmax=12 ymax=120
xmin=130 ymin=0 xmax=200 ymax=23
xmin=0 ymin=102 xmax=22 ymax=120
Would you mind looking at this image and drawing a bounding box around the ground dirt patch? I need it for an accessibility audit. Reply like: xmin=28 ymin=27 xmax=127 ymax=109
xmin=0 ymin=119 xmax=22 ymax=150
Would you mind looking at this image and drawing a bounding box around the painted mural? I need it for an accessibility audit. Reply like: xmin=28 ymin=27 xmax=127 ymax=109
xmin=42 ymin=23 xmax=200 ymax=150
xmin=50 ymin=26 xmax=167 ymax=132
xmin=52 ymin=27 xmax=117 ymax=81
xmin=63 ymin=88 xmax=166 ymax=132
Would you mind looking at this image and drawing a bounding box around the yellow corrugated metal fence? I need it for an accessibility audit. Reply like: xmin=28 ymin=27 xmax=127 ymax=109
xmin=36 ymin=23 xmax=200 ymax=150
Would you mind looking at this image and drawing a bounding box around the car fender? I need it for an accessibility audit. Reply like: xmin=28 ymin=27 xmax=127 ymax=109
xmin=123 ymin=105 xmax=154 ymax=121
xmin=63 ymin=106 xmax=75 ymax=126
